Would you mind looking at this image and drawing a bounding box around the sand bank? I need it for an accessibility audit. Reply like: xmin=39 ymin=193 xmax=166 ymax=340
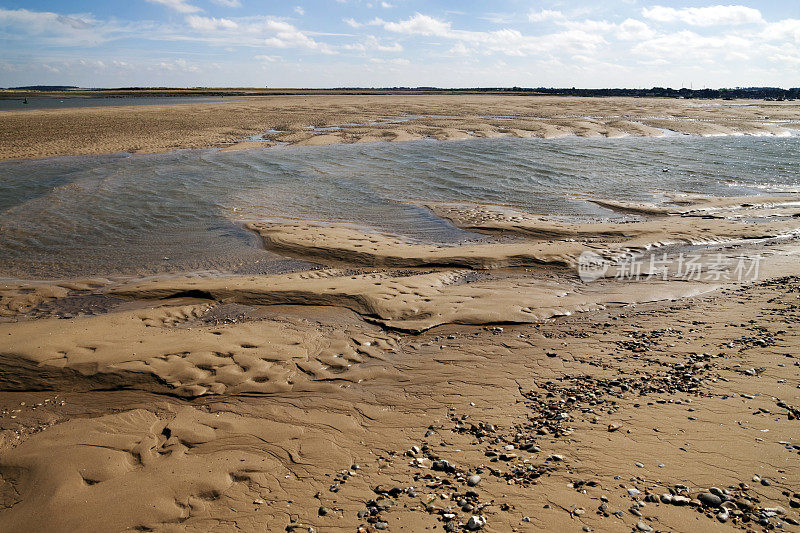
xmin=0 ymin=194 xmax=798 ymax=532
xmin=2 ymin=95 xmax=800 ymax=160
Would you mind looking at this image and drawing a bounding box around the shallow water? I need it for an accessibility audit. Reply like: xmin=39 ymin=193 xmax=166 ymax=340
xmin=0 ymin=136 xmax=798 ymax=279
xmin=0 ymin=96 xmax=233 ymax=111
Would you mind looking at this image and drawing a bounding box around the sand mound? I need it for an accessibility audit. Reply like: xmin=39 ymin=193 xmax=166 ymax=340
xmin=0 ymin=302 xmax=398 ymax=396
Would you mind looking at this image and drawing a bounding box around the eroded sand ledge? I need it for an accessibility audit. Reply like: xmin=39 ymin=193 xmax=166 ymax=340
xmin=0 ymin=197 xmax=799 ymax=532
xmin=2 ymin=94 xmax=800 ymax=160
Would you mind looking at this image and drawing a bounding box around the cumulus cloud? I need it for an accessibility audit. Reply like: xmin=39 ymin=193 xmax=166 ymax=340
xmin=369 ymin=57 xmax=409 ymax=65
xmin=632 ymin=30 xmax=753 ymax=62
xmin=145 ymin=0 xmax=201 ymax=14
xmin=0 ymin=7 xmax=125 ymax=46
xmin=155 ymin=58 xmax=200 ymax=72
xmin=380 ymin=13 xmax=606 ymax=57
xmin=615 ymin=19 xmax=655 ymax=41
xmin=261 ymin=19 xmax=335 ymax=53
xmin=642 ymin=5 xmax=764 ymax=27
xmin=528 ymin=9 xmax=565 ymax=23
xmin=344 ymin=35 xmax=402 ymax=52
xmin=762 ymin=19 xmax=800 ymax=43
xmin=186 ymin=15 xmax=238 ymax=30
xmin=384 ymin=13 xmax=451 ymax=36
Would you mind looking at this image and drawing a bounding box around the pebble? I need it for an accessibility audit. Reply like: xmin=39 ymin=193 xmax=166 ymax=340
xmin=466 ymin=515 xmax=487 ymax=531
xmin=627 ymin=488 xmax=641 ymax=496
xmin=467 ymin=474 xmax=481 ymax=487
xmin=698 ymin=492 xmax=723 ymax=508
xmin=636 ymin=521 xmax=654 ymax=532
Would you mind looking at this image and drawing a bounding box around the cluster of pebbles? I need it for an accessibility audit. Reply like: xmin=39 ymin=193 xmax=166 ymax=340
xmin=292 ymin=277 xmax=800 ymax=532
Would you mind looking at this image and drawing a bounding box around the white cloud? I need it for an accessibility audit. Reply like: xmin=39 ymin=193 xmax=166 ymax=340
xmin=369 ymin=57 xmax=409 ymax=65
xmin=154 ymin=58 xmax=200 ymax=72
xmin=528 ymin=10 xmax=565 ymax=23
xmin=210 ymin=0 xmax=242 ymax=7
xmin=762 ymin=19 xmax=800 ymax=43
xmin=381 ymin=13 xmax=606 ymax=57
xmin=615 ymin=19 xmax=655 ymax=41
xmin=145 ymin=0 xmax=201 ymax=14
xmin=381 ymin=2 xmax=394 ymax=8
xmin=261 ymin=19 xmax=335 ymax=54
xmin=343 ymin=17 xmax=361 ymax=28
xmin=186 ymin=15 xmax=238 ymax=30
xmin=632 ymin=30 xmax=753 ymax=62
xmin=384 ymin=13 xmax=451 ymax=36
xmin=294 ymin=6 xmax=305 ymax=16
xmin=642 ymin=5 xmax=764 ymax=27
xmin=0 ymin=8 xmax=125 ymax=46
xmin=344 ymin=35 xmax=402 ymax=52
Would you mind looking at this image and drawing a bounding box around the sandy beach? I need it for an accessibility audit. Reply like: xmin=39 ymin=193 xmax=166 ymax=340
xmin=0 ymin=178 xmax=799 ymax=531
xmin=5 ymin=0 xmax=800 ymax=527
xmin=2 ymin=94 xmax=800 ymax=160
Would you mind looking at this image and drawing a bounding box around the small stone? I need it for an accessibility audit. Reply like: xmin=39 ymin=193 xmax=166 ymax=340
xmin=636 ymin=521 xmax=654 ymax=532
xmin=467 ymin=475 xmax=481 ymax=487
xmin=671 ymin=495 xmax=691 ymax=506
xmin=634 ymin=462 xmax=644 ymax=468
xmin=628 ymin=488 xmax=641 ymax=496
xmin=318 ymin=507 xmax=330 ymax=516
xmin=717 ymin=511 xmax=730 ymax=523
xmin=761 ymin=478 xmax=772 ymax=486
xmin=698 ymin=492 xmax=723 ymax=508
xmin=374 ymin=522 xmax=389 ymax=530
xmin=466 ymin=515 xmax=487 ymax=531
xmin=660 ymin=494 xmax=673 ymax=504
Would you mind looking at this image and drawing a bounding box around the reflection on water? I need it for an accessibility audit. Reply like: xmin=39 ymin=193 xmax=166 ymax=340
xmin=0 ymin=136 xmax=797 ymax=279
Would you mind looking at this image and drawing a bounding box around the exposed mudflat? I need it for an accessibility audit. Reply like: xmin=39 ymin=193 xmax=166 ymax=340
xmin=0 ymin=194 xmax=799 ymax=531
xmin=2 ymin=94 xmax=800 ymax=160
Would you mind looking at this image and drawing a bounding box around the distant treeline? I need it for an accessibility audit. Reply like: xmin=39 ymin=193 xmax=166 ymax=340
xmin=382 ymin=86 xmax=800 ymax=100
xmin=5 ymin=85 xmax=800 ymax=100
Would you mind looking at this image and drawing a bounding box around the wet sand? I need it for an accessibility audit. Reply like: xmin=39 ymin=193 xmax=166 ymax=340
xmin=2 ymin=94 xmax=800 ymax=160
xmin=0 ymin=196 xmax=799 ymax=532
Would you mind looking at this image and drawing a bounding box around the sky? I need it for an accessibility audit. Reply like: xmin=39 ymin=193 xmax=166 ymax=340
xmin=1 ymin=1 xmax=799 ymax=88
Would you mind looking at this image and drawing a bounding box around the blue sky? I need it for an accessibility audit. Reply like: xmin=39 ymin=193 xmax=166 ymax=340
xmin=1 ymin=1 xmax=799 ymax=88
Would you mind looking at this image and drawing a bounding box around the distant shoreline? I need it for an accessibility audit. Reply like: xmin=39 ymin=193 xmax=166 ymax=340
xmin=2 ymin=86 xmax=799 ymax=100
